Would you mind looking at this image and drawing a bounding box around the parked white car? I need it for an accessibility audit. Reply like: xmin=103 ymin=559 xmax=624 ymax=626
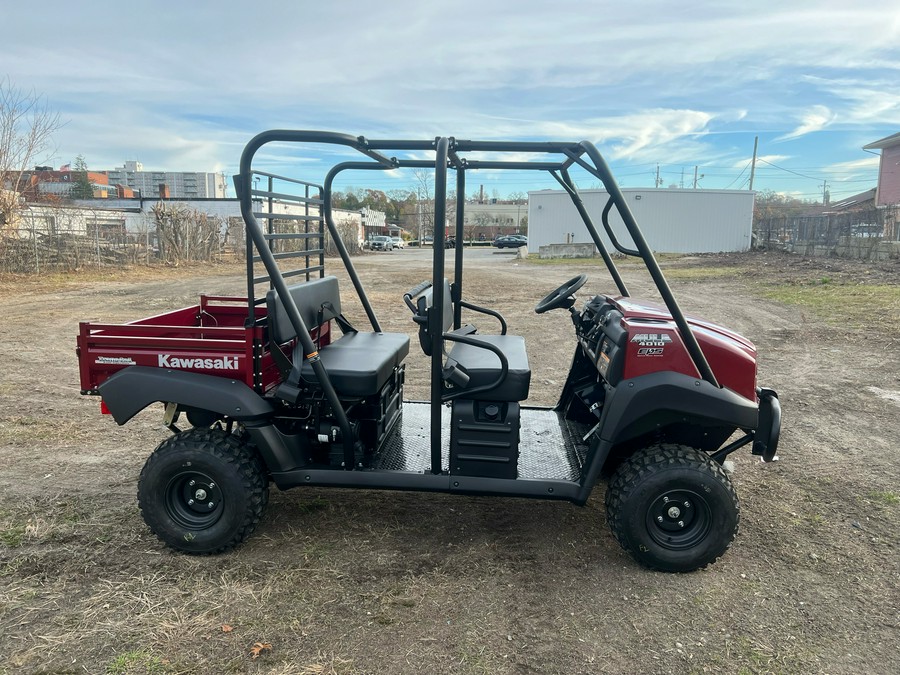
xmin=391 ymin=236 xmax=405 ymax=249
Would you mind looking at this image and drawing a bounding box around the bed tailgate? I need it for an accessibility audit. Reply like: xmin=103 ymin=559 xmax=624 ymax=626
xmin=76 ymin=296 xmax=278 ymax=394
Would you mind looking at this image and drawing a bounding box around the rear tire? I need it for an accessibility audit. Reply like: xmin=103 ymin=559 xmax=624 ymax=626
xmin=138 ymin=428 xmax=268 ymax=554
xmin=605 ymin=444 xmax=739 ymax=572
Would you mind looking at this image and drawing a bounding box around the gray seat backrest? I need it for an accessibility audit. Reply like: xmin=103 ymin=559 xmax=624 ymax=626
xmin=415 ymin=279 xmax=453 ymax=355
xmin=266 ymin=276 xmax=342 ymax=344
xmin=417 ymin=278 xmax=453 ymax=333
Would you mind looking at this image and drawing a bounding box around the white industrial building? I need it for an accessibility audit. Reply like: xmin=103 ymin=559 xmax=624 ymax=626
xmin=527 ymin=188 xmax=755 ymax=254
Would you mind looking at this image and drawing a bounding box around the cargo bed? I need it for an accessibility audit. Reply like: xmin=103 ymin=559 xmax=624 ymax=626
xmin=76 ymin=295 xmax=328 ymax=395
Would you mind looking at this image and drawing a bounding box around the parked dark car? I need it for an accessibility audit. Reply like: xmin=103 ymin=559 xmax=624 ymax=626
xmin=494 ymin=235 xmax=527 ymax=248
xmin=444 ymin=237 xmax=456 ymax=248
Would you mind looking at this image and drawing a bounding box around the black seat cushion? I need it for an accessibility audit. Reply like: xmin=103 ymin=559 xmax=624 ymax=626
xmin=447 ymin=334 xmax=530 ymax=401
xmin=300 ymin=332 xmax=410 ymax=397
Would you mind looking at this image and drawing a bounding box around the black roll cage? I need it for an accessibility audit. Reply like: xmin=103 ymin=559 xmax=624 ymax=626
xmin=236 ymin=131 xmax=720 ymax=474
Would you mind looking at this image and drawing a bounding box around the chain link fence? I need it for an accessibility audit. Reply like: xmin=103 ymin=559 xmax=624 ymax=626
xmin=0 ymin=205 xmax=246 ymax=274
xmin=754 ymin=206 xmax=900 ymax=260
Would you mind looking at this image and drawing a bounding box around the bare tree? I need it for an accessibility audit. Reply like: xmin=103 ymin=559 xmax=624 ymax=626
xmin=0 ymin=79 xmax=62 ymax=233
xmin=413 ymin=169 xmax=457 ymax=241
xmin=152 ymin=202 xmax=222 ymax=264
xmin=327 ymin=216 xmax=362 ymax=256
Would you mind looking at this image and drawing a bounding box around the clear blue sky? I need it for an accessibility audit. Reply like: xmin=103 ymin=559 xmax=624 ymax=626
xmin=3 ymin=1 xmax=899 ymax=202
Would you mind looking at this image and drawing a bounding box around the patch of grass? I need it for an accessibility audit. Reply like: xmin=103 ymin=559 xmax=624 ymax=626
xmin=760 ymin=283 xmax=900 ymax=328
xmin=296 ymin=496 xmax=329 ymax=514
xmin=0 ymin=261 xmax=246 ymax=298
xmin=662 ymin=266 xmax=735 ymax=280
xmin=0 ymin=416 xmax=82 ymax=443
xmin=522 ymin=252 xmax=687 ymax=267
xmin=0 ymin=523 xmax=26 ymax=547
xmin=295 ymin=653 xmax=354 ymax=674
xmin=106 ymin=650 xmax=168 ymax=674
xmin=522 ymin=255 xmax=609 ymax=266
xmin=730 ymin=636 xmax=777 ymax=671
xmin=0 ymin=499 xmax=90 ymax=550
xmin=868 ymin=490 xmax=899 ymax=506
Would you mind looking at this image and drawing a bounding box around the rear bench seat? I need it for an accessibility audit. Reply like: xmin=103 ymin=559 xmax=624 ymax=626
xmin=267 ymin=276 xmax=409 ymax=399
xmin=412 ymin=279 xmax=530 ymax=402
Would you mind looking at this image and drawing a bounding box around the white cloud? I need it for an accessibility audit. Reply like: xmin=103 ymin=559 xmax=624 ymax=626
xmin=778 ymin=106 xmax=837 ymax=140
xmin=824 ymin=156 xmax=880 ymax=172
xmin=3 ymin=1 xmax=899 ymax=191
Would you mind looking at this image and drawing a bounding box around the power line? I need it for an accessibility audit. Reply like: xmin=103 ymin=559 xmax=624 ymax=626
xmin=756 ymin=159 xmax=822 ymax=181
xmin=723 ymin=161 xmax=751 ymax=189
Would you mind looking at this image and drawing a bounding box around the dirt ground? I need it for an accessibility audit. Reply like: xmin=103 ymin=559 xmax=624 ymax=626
xmin=0 ymin=249 xmax=898 ymax=674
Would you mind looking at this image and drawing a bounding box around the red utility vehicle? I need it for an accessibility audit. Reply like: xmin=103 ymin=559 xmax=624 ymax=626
xmin=78 ymin=132 xmax=780 ymax=572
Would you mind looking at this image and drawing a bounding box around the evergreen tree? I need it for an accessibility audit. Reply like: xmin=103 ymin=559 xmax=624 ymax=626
xmin=71 ymin=154 xmax=93 ymax=199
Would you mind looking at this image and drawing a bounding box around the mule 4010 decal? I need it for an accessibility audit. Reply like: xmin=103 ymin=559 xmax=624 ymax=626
xmin=631 ymin=333 xmax=672 ymax=356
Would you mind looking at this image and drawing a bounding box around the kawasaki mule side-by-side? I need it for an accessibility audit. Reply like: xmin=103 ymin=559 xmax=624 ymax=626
xmin=77 ymin=131 xmax=781 ymax=572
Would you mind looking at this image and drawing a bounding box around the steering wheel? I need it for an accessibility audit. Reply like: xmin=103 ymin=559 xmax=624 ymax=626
xmin=534 ymin=274 xmax=588 ymax=314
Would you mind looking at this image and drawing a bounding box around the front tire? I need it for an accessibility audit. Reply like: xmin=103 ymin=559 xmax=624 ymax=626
xmin=605 ymin=444 xmax=739 ymax=572
xmin=138 ymin=428 xmax=269 ymax=554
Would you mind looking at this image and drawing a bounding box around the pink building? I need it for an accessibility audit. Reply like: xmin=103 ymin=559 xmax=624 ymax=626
xmin=863 ymin=132 xmax=900 ymax=207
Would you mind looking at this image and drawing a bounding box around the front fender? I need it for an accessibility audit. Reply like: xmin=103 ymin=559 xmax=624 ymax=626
xmin=99 ymin=366 xmax=274 ymax=425
xmin=600 ymin=371 xmax=759 ymax=445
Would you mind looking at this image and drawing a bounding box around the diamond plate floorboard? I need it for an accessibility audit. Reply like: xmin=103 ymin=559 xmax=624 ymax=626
xmin=373 ymin=401 xmax=590 ymax=481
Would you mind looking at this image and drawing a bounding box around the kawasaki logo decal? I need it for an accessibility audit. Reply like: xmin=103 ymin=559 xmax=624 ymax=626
xmin=159 ymin=354 xmax=239 ymax=370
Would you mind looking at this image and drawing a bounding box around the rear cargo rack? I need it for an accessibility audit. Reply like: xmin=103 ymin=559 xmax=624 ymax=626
xmin=236 ymin=171 xmax=326 ymax=328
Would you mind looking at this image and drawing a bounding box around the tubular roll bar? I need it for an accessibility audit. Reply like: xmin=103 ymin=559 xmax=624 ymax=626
xmin=322 ymin=161 xmax=399 ymax=333
xmin=238 ymin=130 xmax=722 ymax=474
xmin=430 ymin=137 xmax=450 ymax=474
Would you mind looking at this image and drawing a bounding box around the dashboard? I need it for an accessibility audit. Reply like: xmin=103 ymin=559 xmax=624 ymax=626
xmin=576 ymin=296 xmax=628 ymax=385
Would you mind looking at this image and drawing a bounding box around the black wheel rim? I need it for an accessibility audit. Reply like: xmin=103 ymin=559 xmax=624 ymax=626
xmin=645 ymin=489 xmax=711 ymax=550
xmin=164 ymin=470 xmax=224 ymax=530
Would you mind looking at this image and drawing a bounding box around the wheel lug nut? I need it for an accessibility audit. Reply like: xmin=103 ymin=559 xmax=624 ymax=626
xmin=663 ymin=496 xmax=669 ymax=503
xmin=208 ymin=502 xmax=214 ymax=508
xmin=188 ymin=499 xmax=195 ymax=505
xmin=209 ymin=482 xmax=215 ymax=489
xmin=684 ymin=501 xmax=691 ymax=508
xmin=678 ymin=520 xmax=685 ymax=528
xmin=189 ymin=480 xmax=195 ymax=487
xmin=657 ymin=515 xmax=664 ymax=523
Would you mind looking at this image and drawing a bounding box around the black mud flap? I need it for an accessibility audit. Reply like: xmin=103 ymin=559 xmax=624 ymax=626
xmin=752 ymin=388 xmax=781 ymax=462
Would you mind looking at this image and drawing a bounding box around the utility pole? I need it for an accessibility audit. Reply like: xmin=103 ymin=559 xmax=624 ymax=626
xmin=680 ymin=167 xmax=684 ymax=189
xmin=821 ymin=180 xmax=829 ymax=206
xmin=693 ymin=166 xmax=699 ymax=189
xmin=417 ymin=200 xmax=423 ymax=244
xmin=748 ymin=136 xmax=759 ymax=191
xmin=655 ymin=164 xmax=661 ymax=188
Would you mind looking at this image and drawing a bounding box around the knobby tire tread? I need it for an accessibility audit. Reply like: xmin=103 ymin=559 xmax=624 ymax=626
xmin=138 ymin=427 xmax=269 ymax=554
xmin=605 ymin=443 xmax=740 ymax=572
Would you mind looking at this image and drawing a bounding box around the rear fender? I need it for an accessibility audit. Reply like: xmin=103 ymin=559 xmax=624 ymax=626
xmin=98 ymin=366 xmax=274 ymax=425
